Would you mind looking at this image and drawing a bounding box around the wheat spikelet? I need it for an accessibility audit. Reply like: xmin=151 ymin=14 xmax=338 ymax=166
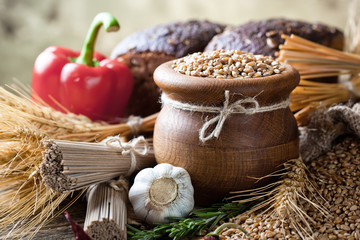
xmin=0 ymin=86 xmax=104 ymax=137
xmin=228 ymin=158 xmax=328 ymax=239
xmin=0 ymin=86 xmax=157 ymax=142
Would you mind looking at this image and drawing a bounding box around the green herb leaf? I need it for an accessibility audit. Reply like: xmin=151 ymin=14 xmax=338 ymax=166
xmin=127 ymin=201 xmax=259 ymax=240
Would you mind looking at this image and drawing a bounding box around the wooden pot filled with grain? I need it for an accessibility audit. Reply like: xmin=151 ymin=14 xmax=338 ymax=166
xmin=153 ymin=49 xmax=300 ymax=206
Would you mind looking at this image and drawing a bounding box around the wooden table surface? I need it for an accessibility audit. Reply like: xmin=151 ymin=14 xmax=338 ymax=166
xmin=33 ymin=197 xmax=87 ymax=240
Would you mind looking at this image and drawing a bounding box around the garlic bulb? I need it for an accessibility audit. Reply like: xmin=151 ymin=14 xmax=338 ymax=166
xmin=129 ymin=163 xmax=194 ymax=224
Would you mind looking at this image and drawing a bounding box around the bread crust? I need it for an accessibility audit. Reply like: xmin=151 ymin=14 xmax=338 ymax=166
xmin=111 ymin=20 xmax=225 ymax=59
xmin=111 ymin=20 xmax=225 ymax=117
xmin=205 ymin=18 xmax=344 ymax=57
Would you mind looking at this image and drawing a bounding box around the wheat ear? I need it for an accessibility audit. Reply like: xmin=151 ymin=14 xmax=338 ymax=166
xmin=0 ymin=86 xmax=157 ymax=141
xmin=228 ymin=157 xmax=329 ymax=239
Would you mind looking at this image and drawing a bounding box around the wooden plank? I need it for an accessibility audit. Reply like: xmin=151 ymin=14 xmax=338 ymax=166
xmin=33 ymin=197 xmax=87 ymax=240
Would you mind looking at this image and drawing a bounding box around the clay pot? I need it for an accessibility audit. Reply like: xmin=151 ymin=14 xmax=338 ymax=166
xmin=153 ymin=61 xmax=300 ymax=206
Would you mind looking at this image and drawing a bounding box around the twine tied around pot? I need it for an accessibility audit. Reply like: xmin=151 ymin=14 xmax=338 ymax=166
xmin=161 ymin=90 xmax=290 ymax=142
xmin=104 ymin=135 xmax=149 ymax=176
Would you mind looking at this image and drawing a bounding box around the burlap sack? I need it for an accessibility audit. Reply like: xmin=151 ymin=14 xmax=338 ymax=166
xmin=300 ymin=102 xmax=360 ymax=162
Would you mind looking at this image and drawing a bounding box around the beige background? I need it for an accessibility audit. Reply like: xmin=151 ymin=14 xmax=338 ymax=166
xmin=0 ymin=0 xmax=354 ymax=86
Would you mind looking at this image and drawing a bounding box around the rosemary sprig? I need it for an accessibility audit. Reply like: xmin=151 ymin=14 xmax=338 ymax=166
xmin=127 ymin=201 xmax=259 ymax=240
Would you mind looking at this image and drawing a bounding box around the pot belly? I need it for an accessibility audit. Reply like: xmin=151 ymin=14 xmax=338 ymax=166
xmin=153 ymin=105 xmax=299 ymax=206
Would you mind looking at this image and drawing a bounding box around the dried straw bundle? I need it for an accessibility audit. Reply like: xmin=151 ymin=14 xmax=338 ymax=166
xmin=277 ymin=34 xmax=360 ymax=125
xmin=0 ymin=125 xmax=82 ymax=239
xmin=0 ymin=122 xmax=154 ymax=238
xmin=0 ymin=87 xmax=157 ymax=238
xmin=0 ymin=86 xmax=103 ymax=138
xmin=228 ymin=157 xmax=327 ymax=239
xmin=0 ymin=86 xmax=157 ymax=142
xmin=58 ymin=113 xmax=157 ymax=142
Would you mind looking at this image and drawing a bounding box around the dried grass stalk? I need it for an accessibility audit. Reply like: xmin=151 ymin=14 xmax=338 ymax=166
xmin=228 ymin=157 xmax=328 ymax=239
xmin=84 ymin=178 xmax=128 ymax=240
xmin=277 ymin=34 xmax=360 ymax=125
xmin=40 ymin=137 xmax=155 ymax=193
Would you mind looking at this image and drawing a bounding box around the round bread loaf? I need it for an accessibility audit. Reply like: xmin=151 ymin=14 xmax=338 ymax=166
xmin=111 ymin=20 xmax=225 ymax=117
xmin=205 ymin=18 xmax=344 ymax=57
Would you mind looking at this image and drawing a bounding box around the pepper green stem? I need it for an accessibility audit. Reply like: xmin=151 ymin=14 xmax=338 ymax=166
xmin=207 ymin=222 xmax=249 ymax=237
xmin=75 ymin=12 xmax=120 ymax=67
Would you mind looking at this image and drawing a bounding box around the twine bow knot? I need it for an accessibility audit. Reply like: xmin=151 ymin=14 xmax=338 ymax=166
xmin=199 ymin=90 xmax=260 ymax=142
xmin=104 ymin=135 xmax=148 ymax=176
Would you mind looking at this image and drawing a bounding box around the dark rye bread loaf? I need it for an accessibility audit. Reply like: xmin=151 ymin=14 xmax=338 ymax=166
xmin=205 ymin=18 xmax=344 ymax=57
xmin=112 ymin=18 xmax=344 ymax=117
xmin=111 ymin=20 xmax=225 ymax=117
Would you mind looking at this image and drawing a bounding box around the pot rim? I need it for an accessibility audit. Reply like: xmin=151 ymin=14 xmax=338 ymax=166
xmin=154 ymin=60 xmax=300 ymax=106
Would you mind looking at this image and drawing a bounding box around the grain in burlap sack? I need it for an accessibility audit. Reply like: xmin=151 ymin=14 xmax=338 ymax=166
xmin=220 ymin=102 xmax=360 ymax=240
xmin=300 ymin=102 xmax=360 ymax=162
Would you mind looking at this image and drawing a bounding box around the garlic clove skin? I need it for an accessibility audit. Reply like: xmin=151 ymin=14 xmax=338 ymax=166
xmin=129 ymin=163 xmax=195 ymax=224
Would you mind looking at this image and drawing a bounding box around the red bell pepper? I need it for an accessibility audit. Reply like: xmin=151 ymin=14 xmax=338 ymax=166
xmin=31 ymin=12 xmax=133 ymax=122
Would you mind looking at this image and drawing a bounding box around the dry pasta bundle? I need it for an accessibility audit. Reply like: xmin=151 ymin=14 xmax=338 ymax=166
xmin=277 ymin=34 xmax=360 ymax=125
